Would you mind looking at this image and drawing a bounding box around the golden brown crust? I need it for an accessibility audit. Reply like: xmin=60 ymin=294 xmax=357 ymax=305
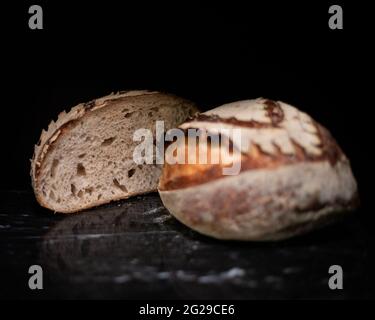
xmin=158 ymin=123 xmax=344 ymax=191
xmin=158 ymin=98 xmax=358 ymax=241
xmin=189 ymin=99 xmax=285 ymax=128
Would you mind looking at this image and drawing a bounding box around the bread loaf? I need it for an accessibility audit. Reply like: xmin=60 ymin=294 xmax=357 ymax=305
xmin=158 ymin=98 xmax=358 ymax=240
xmin=31 ymin=90 xmax=198 ymax=213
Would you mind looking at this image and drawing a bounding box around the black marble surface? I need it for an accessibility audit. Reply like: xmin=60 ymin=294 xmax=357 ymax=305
xmin=0 ymin=190 xmax=374 ymax=299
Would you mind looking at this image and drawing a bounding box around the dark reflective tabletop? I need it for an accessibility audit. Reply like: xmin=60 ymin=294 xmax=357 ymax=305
xmin=0 ymin=190 xmax=374 ymax=299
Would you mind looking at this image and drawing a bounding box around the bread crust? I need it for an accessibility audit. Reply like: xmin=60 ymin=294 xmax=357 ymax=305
xmin=158 ymin=98 xmax=359 ymax=240
xmin=31 ymin=90 xmax=197 ymax=213
xmin=159 ymin=159 xmax=358 ymax=240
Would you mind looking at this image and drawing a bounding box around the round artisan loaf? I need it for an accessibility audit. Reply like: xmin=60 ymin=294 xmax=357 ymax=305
xmin=31 ymin=90 xmax=198 ymax=213
xmin=158 ymin=98 xmax=358 ymax=241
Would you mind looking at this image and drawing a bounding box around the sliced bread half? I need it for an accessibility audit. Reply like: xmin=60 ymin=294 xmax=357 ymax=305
xmin=31 ymin=90 xmax=198 ymax=213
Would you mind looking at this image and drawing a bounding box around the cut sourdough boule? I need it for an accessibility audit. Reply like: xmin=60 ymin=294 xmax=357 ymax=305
xmin=31 ymin=90 xmax=198 ymax=213
xmin=158 ymin=98 xmax=359 ymax=241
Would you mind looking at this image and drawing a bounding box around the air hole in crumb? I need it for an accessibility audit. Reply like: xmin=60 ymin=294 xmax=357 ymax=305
xmin=121 ymin=108 xmax=129 ymax=113
xmin=85 ymin=187 xmax=94 ymax=195
xmin=77 ymin=190 xmax=84 ymax=198
xmin=71 ymin=184 xmax=76 ymax=196
xmin=97 ymin=194 xmax=102 ymax=200
xmin=113 ymin=178 xmax=128 ymax=193
xmin=124 ymin=112 xmax=134 ymax=118
xmin=128 ymin=168 xmax=136 ymax=178
xmin=78 ymin=153 xmax=86 ymax=158
xmin=49 ymin=190 xmax=55 ymax=201
xmin=77 ymin=163 xmax=86 ymax=176
xmin=85 ymin=136 xmax=91 ymax=142
xmin=148 ymin=112 xmax=153 ymax=117
xmin=101 ymin=136 xmax=116 ymax=146
xmin=51 ymin=159 xmax=59 ymax=178
xmin=151 ymin=107 xmax=159 ymax=112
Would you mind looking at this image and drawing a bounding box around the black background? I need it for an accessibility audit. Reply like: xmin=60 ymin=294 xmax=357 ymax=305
xmin=2 ymin=1 xmax=373 ymax=221
xmin=0 ymin=1 xmax=374 ymax=301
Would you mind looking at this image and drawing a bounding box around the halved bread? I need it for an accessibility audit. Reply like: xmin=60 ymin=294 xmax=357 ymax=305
xmin=31 ymin=90 xmax=198 ymax=213
xmin=158 ymin=98 xmax=358 ymax=240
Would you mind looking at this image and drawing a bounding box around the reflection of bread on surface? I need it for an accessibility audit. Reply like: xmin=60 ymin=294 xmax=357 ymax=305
xmin=40 ymin=195 xmax=176 ymax=274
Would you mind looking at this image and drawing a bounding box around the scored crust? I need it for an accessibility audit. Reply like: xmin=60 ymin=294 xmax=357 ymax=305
xmin=159 ymin=98 xmax=344 ymax=190
xmin=31 ymin=90 xmax=198 ymax=213
xmin=158 ymin=98 xmax=358 ymax=240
